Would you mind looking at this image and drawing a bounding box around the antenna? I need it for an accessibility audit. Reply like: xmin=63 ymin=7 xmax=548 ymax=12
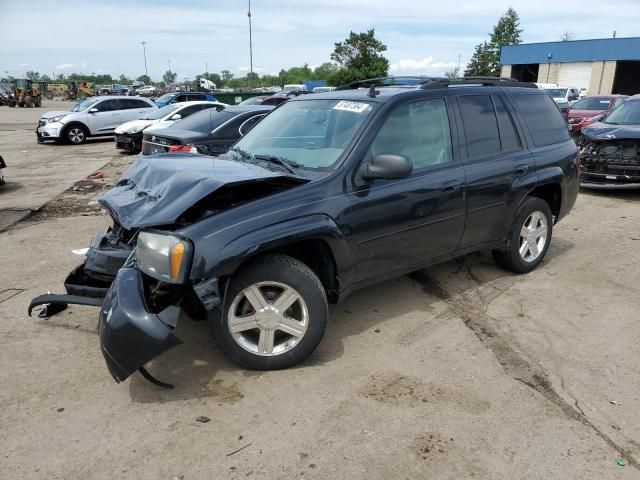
xmin=367 ymin=84 xmax=380 ymax=98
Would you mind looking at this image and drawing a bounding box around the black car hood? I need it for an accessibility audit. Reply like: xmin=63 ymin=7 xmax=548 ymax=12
xmin=582 ymin=122 xmax=640 ymax=141
xmin=146 ymin=127 xmax=206 ymax=142
xmin=99 ymin=153 xmax=305 ymax=230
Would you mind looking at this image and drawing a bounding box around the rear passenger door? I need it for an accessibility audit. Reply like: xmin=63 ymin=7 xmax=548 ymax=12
xmin=119 ymin=99 xmax=154 ymax=122
xmin=455 ymin=93 xmax=536 ymax=249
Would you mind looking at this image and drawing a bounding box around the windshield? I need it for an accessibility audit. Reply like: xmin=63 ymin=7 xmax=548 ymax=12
xmin=144 ymin=104 xmax=180 ymax=120
xmin=603 ymin=100 xmax=640 ymax=125
xmin=233 ymin=99 xmax=375 ymax=170
xmin=155 ymin=93 xmax=175 ymax=104
xmin=571 ymin=98 xmax=613 ymax=111
xmin=70 ymin=98 xmax=99 ymax=112
xmin=544 ymin=88 xmax=568 ymax=99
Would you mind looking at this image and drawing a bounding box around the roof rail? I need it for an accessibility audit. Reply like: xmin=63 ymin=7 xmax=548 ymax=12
xmin=420 ymin=76 xmax=538 ymax=90
xmin=335 ymin=76 xmax=447 ymax=90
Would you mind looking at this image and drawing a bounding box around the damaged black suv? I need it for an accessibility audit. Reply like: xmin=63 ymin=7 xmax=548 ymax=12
xmin=30 ymin=77 xmax=579 ymax=386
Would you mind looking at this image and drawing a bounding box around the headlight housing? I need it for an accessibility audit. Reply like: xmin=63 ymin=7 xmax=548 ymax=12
xmin=137 ymin=232 xmax=192 ymax=284
xmin=127 ymin=122 xmax=152 ymax=134
xmin=48 ymin=114 xmax=66 ymax=123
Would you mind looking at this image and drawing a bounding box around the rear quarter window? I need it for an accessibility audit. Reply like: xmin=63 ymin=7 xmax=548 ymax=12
xmin=513 ymin=94 xmax=570 ymax=147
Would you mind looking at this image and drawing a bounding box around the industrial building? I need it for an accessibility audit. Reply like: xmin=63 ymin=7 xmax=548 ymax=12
xmin=500 ymin=37 xmax=640 ymax=95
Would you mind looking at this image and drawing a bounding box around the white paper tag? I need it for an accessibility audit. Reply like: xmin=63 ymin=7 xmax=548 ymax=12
xmin=333 ymin=101 xmax=371 ymax=113
xmin=72 ymin=248 xmax=89 ymax=256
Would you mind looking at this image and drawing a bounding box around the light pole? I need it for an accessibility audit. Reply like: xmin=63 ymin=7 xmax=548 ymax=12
xmin=167 ymin=59 xmax=171 ymax=72
xmin=248 ymin=0 xmax=253 ymax=89
xmin=141 ymin=41 xmax=148 ymax=77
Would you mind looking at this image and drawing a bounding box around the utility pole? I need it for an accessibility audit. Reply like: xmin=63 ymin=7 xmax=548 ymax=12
xmin=167 ymin=59 xmax=171 ymax=72
xmin=141 ymin=41 xmax=148 ymax=77
xmin=248 ymin=0 xmax=253 ymax=89
xmin=457 ymin=54 xmax=462 ymax=74
xmin=205 ymin=61 xmax=208 ymax=74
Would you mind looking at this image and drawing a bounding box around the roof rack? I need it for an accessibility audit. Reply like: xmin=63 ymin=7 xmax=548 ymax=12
xmin=335 ymin=76 xmax=447 ymax=90
xmin=420 ymin=77 xmax=538 ymax=89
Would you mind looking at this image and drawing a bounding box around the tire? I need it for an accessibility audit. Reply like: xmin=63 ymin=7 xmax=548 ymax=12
xmin=64 ymin=124 xmax=88 ymax=145
xmin=493 ymin=197 xmax=553 ymax=273
xmin=34 ymin=96 xmax=42 ymax=107
xmin=211 ymin=254 xmax=328 ymax=370
xmin=24 ymin=95 xmax=34 ymax=108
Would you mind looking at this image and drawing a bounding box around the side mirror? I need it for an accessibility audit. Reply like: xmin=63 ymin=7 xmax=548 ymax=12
xmin=170 ymin=113 xmax=182 ymax=120
xmin=360 ymin=154 xmax=412 ymax=180
xmin=89 ymin=108 xmax=98 ymax=113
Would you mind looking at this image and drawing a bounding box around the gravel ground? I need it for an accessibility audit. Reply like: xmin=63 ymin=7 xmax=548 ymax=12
xmin=0 ymin=103 xmax=639 ymax=480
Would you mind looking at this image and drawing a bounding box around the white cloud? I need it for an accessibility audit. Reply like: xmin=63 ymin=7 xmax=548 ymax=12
xmin=17 ymin=63 xmax=28 ymax=67
xmin=55 ymin=63 xmax=74 ymax=70
xmin=390 ymin=57 xmax=457 ymax=75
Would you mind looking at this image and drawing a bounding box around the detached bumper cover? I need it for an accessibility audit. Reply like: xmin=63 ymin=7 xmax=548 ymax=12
xmin=99 ymin=267 xmax=183 ymax=383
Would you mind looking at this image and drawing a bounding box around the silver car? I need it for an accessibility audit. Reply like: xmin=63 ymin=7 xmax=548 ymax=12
xmin=36 ymin=96 xmax=157 ymax=145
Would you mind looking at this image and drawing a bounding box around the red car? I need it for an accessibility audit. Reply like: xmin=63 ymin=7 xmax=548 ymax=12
xmin=567 ymin=95 xmax=628 ymax=134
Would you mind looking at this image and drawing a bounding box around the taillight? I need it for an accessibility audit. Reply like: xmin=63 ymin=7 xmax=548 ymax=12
xmin=168 ymin=144 xmax=197 ymax=154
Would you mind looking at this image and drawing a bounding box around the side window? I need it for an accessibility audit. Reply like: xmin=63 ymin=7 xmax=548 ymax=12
xmin=96 ymin=99 xmax=119 ymax=112
xmin=371 ymin=98 xmax=453 ymax=171
xmin=494 ymin=96 xmax=522 ymax=151
xmin=239 ymin=114 xmax=265 ymax=136
xmin=173 ymin=95 xmax=185 ymax=103
xmin=179 ymin=104 xmax=204 ymax=118
xmin=458 ymin=95 xmax=500 ymax=158
xmin=131 ymin=99 xmax=151 ymax=109
xmin=513 ymin=94 xmax=570 ymax=147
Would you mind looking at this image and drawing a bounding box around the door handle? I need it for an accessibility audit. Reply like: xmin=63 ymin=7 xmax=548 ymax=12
xmin=441 ymin=180 xmax=460 ymax=192
xmin=515 ymin=164 xmax=529 ymax=174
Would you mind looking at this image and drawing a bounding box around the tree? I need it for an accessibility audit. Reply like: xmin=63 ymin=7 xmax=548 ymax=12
xmin=118 ymin=74 xmax=131 ymax=83
xmin=486 ymin=8 xmax=523 ymax=76
xmin=221 ymin=70 xmax=234 ymax=84
xmin=313 ymin=62 xmax=339 ymax=80
xmin=26 ymin=71 xmax=41 ymax=80
xmin=137 ymin=74 xmax=152 ymax=84
xmin=560 ymin=31 xmax=575 ymax=42
xmin=327 ymin=29 xmax=389 ymax=86
xmin=163 ymin=70 xmax=177 ymax=84
xmin=444 ymin=67 xmax=460 ymax=79
xmin=464 ymin=41 xmax=493 ymax=77
xmin=202 ymin=72 xmax=222 ymax=87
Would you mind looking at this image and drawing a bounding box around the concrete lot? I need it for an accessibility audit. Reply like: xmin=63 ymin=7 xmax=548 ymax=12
xmin=0 ymin=104 xmax=639 ymax=479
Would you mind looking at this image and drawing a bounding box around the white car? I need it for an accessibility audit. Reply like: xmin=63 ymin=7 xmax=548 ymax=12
xmin=114 ymin=101 xmax=228 ymax=153
xmin=37 ymin=96 xmax=158 ymax=145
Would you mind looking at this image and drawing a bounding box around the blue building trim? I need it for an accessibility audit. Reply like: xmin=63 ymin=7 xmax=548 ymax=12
xmin=501 ymin=37 xmax=640 ymax=65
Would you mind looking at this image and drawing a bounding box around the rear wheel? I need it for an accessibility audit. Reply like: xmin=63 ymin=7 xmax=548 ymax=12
xmin=65 ymin=124 xmax=88 ymax=145
xmin=34 ymin=96 xmax=42 ymax=107
xmin=211 ymin=254 xmax=328 ymax=370
xmin=493 ymin=197 xmax=553 ymax=273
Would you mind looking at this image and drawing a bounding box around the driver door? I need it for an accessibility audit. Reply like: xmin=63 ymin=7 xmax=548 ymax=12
xmin=87 ymin=99 xmax=122 ymax=134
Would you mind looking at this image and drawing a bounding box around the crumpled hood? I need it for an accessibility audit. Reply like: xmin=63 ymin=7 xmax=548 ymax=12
xmin=582 ymin=122 xmax=640 ymax=141
xmin=40 ymin=110 xmax=69 ymax=120
xmin=99 ymin=153 xmax=304 ymax=230
xmin=115 ymin=119 xmax=154 ymax=134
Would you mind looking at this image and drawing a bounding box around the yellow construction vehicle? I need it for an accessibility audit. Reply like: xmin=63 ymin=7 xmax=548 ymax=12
xmin=11 ymin=79 xmax=42 ymax=107
xmin=44 ymin=83 xmax=68 ymax=99
xmin=65 ymin=82 xmax=94 ymax=100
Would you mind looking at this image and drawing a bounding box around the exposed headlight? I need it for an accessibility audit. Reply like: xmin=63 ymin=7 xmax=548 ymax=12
xmin=48 ymin=114 xmax=66 ymax=123
xmin=127 ymin=123 xmax=151 ymax=134
xmin=137 ymin=232 xmax=192 ymax=284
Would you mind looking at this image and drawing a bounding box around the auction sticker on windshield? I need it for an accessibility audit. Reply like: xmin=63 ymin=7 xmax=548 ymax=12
xmin=333 ymin=101 xmax=371 ymax=113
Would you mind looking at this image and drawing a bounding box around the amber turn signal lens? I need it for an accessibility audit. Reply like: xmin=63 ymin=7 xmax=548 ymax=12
xmin=170 ymin=243 xmax=185 ymax=281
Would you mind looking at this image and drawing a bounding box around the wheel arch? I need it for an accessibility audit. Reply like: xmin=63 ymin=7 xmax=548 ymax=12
xmin=61 ymin=121 xmax=90 ymax=139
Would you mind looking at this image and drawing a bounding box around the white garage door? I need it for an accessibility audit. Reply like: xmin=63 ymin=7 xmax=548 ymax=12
xmin=557 ymin=62 xmax=592 ymax=90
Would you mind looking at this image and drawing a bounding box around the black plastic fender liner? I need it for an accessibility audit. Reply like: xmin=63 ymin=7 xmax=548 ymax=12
xmin=99 ymin=267 xmax=183 ymax=383
xmin=28 ymin=294 xmax=103 ymax=317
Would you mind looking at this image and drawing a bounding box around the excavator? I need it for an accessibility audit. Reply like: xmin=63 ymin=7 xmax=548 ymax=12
xmin=11 ymin=79 xmax=42 ymax=107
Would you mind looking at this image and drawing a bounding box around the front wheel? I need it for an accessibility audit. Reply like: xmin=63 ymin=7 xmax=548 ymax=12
xmin=211 ymin=254 xmax=328 ymax=370
xmin=65 ymin=125 xmax=88 ymax=145
xmin=493 ymin=197 xmax=553 ymax=273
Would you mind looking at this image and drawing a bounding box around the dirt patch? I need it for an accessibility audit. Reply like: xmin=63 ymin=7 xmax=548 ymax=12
xmin=30 ymin=179 xmax=108 ymax=221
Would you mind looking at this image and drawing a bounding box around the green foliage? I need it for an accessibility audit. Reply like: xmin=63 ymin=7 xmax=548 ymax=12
xmin=444 ymin=67 xmax=460 ymax=79
xmin=220 ymin=70 xmax=234 ymax=84
xmin=26 ymin=71 xmax=41 ymax=80
xmin=202 ymin=72 xmax=222 ymax=86
xmin=136 ymin=74 xmax=152 ymax=84
xmin=163 ymin=70 xmax=177 ymax=84
xmin=327 ymin=29 xmax=389 ymax=86
xmin=465 ymin=8 xmax=522 ymax=77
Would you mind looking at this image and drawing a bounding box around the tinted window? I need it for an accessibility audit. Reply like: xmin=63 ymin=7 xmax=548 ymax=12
xmin=513 ymin=94 xmax=570 ymax=146
xmin=96 ymin=99 xmax=120 ymax=112
xmin=173 ymin=109 xmax=237 ymax=134
xmin=371 ymin=98 xmax=453 ymax=170
xmin=178 ymin=104 xmax=206 ymax=117
xmin=494 ymin=96 xmax=521 ymax=151
xmin=121 ymin=99 xmax=150 ymax=109
xmin=458 ymin=95 xmax=500 ymax=158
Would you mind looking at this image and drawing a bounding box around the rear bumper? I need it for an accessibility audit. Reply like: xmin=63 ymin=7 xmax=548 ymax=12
xmin=99 ymin=267 xmax=183 ymax=383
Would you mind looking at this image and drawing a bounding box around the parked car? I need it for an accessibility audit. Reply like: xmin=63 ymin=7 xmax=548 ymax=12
xmin=137 ymin=86 xmax=157 ymax=97
xmin=141 ymin=105 xmax=273 ymax=156
xmin=567 ymin=95 xmax=628 ymax=134
xmin=239 ymin=95 xmax=289 ymax=106
xmin=540 ymin=86 xmax=580 ymax=115
xmin=0 ymin=155 xmax=5 ymax=186
xmin=155 ymin=91 xmax=217 ymax=107
xmin=115 ymin=101 xmax=227 ymax=153
xmin=30 ymin=77 xmax=578 ymax=386
xmin=578 ymin=95 xmax=640 ymax=189
xmin=36 ymin=96 xmax=157 ymax=145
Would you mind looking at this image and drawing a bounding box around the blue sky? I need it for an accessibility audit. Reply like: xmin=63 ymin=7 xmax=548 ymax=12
xmin=1 ymin=0 xmax=638 ymax=81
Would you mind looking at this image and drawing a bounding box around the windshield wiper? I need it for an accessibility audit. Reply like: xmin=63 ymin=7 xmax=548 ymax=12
xmin=253 ymin=154 xmax=302 ymax=175
xmin=229 ymin=146 xmax=251 ymax=160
